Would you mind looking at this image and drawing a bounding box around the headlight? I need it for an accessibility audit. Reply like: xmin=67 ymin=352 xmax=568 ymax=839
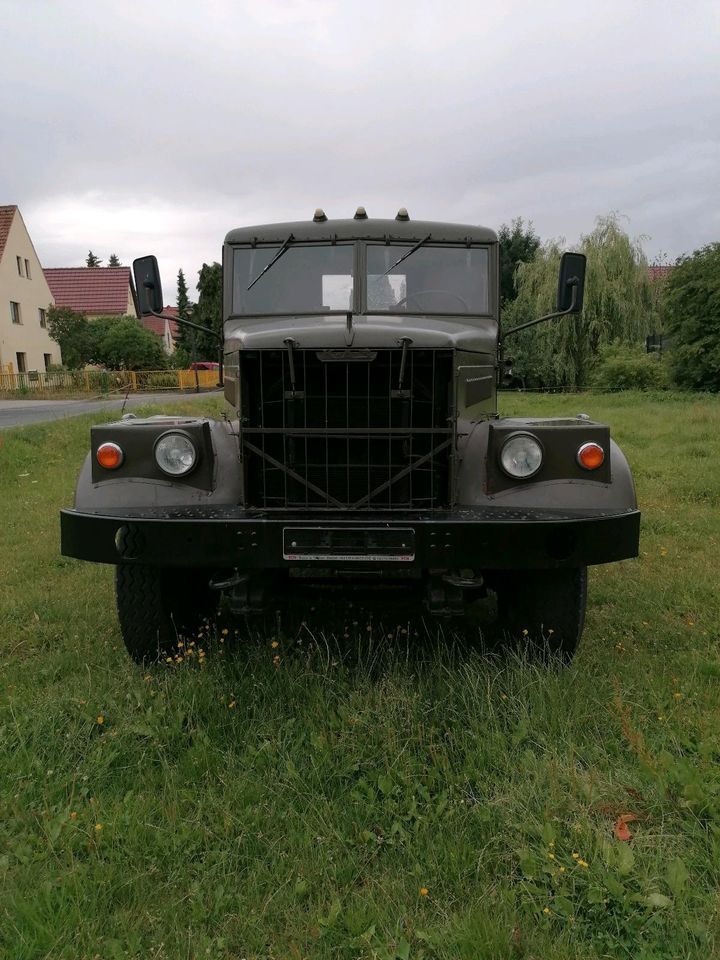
xmin=154 ymin=432 xmax=198 ymax=476
xmin=499 ymin=433 xmax=543 ymax=479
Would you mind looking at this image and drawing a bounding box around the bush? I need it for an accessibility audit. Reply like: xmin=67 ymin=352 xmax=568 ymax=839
xmin=589 ymin=346 xmax=670 ymax=392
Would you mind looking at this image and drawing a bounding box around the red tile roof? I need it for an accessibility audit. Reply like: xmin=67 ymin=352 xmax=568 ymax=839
xmin=648 ymin=265 xmax=674 ymax=282
xmin=43 ymin=266 xmax=136 ymax=315
xmin=0 ymin=205 xmax=18 ymax=264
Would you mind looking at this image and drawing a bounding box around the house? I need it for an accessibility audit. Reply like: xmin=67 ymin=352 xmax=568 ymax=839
xmin=43 ymin=266 xmax=139 ymax=320
xmin=141 ymin=305 xmax=180 ymax=355
xmin=0 ymin=205 xmax=61 ymax=374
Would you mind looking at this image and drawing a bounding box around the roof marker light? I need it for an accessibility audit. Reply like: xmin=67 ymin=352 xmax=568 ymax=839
xmin=354 ymin=206 xmax=368 ymax=219
xmin=313 ymin=208 xmax=327 ymax=222
xmin=396 ymin=207 xmax=410 ymax=221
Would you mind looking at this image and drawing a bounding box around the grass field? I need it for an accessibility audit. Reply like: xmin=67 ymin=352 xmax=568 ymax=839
xmin=1 ymin=392 xmax=719 ymax=960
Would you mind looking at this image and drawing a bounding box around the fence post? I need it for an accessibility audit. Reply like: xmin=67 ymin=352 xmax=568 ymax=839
xmin=130 ymin=371 xmax=137 ymax=392
xmin=84 ymin=371 xmax=90 ymax=392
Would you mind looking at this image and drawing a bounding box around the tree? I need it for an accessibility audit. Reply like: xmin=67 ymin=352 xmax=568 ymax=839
xmin=505 ymin=214 xmax=653 ymax=389
xmin=498 ymin=218 xmax=540 ymax=306
xmin=368 ymin=272 xmax=398 ymax=309
xmin=107 ymin=253 xmax=121 ymax=267
xmin=172 ymin=268 xmax=195 ymax=367
xmin=46 ymin=305 xmax=94 ymax=369
xmin=91 ymin=316 xmax=167 ymax=370
xmin=664 ymin=243 xmax=720 ymax=391
xmin=86 ymin=250 xmax=102 ymax=268
xmin=194 ymin=262 xmax=223 ymax=359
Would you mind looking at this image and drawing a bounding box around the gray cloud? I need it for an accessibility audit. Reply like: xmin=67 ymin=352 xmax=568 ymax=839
xmin=1 ymin=0 xmax=718 ymax=296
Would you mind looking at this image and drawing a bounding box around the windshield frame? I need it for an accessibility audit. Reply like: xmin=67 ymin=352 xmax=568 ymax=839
xmin=225 ymin=239 xmax=496 ymax=319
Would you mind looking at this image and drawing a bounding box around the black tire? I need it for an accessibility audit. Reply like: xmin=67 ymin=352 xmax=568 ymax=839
xmin=115 ymin=564 xmax=217 ymax=663
xmin=491 ymin=566 xmax=587 ymax=663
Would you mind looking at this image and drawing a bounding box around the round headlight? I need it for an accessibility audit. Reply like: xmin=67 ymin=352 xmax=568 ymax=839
xmin=499 ymin=433 xmax=543 ymax=479
xmin=154 ymin=432 xmax=198 ymax=476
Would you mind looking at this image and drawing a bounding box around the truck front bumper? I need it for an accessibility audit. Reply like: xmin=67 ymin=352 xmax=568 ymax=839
xmin=60 ymin=505 xmax=640 ymax=570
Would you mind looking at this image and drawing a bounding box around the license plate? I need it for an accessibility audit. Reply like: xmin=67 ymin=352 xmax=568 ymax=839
xmin=283 ymin=526 xmax=415 ymax=561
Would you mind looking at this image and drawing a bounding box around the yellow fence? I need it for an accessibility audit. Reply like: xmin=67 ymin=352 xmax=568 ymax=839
xmin=0 ymin=368 xmax=221 ymax=397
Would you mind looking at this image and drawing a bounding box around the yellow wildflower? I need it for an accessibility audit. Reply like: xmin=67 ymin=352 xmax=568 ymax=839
xmin=559 ymin=866 xmax=565 ymax=873
xmin=70 ymin=811 xmax=77 ymax=821
xmin=419 ymin=887 xmax=429 ymax=897
xmin=273 ymin=654 xmax=281 ymax=666
xmin=271 ymin=640 xmax=279 ymax=649
xmin=572 ymin=852 xmax=579 ymax=860
xmin=578 ymin=859 xmax=589 ymax=869
xmin=94 ymin=823 xmax=103 ymax=832
xmin=548 ymin=853 xmax=555 ymax=860
xmin=228 ymin=701 xmax=236 ymax=709
xmin=221 ymin=628 xmax=229 ymax=636
xmin=543 ymin=906 xmax=550 ymax=915
xmin=522 ymin=628 xmax=529 ymax=636
xmin=96 ymin=715 xmax=104 ymax=725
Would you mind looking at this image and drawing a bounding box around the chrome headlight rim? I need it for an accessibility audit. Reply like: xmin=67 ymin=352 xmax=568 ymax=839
xmin=153 ymin=430 xmax=199 ymax=477
xmin=498 ymin=432 xmax=544 ymax=480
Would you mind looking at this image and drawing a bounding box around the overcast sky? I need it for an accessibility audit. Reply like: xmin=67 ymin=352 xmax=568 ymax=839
xmin=1 ymin=0 xmax=718 ymax=300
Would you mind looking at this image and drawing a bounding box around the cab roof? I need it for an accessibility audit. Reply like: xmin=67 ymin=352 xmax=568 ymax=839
xmin=225 ymin=217 xmax=497 ymax=246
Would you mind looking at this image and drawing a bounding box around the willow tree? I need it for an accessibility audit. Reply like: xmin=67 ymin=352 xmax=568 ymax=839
xmin=505 ymin=215 xmax=653 ymax=388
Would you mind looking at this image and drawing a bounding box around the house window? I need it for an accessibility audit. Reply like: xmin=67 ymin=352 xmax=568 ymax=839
xmin=16 ymin=352 xmax=27 ymax=374
xmin=10 ymin=301 xmax=22 ymax=324
xmin=25 ymin=259 xmax=31 ymax=279
xmin=16 ymin=256 xmax=23 ymax=276
xmin=39 ymin=308 xmax=47 ymax=328
xmin=44 ymin=353 xmax=52 ymax=372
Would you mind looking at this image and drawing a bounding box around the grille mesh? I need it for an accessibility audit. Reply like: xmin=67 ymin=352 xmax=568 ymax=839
xmin=240 ymin=348 xmax=453 ymax=510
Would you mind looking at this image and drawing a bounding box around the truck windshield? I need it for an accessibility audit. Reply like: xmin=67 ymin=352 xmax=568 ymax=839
xmin=366 ymin=244 xmax=489 ymax=314
xmin=233 ymin=244 xmax=354 ymax=314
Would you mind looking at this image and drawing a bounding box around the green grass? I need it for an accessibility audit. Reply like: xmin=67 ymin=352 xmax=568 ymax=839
xmin=1 ymin=392 xmax=719 ymax=960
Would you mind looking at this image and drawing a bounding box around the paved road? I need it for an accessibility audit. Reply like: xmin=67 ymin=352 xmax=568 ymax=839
xmin=0 ymin=390 xmax=222 ymax=429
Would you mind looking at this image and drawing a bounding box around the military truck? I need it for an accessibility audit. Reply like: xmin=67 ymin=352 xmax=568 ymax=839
xmin=60 ymin=209 xmax=640 ymax=662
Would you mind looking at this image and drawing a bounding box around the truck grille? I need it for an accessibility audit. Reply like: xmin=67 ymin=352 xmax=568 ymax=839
xmin=240 ymin=348 xmax=453 ymax=510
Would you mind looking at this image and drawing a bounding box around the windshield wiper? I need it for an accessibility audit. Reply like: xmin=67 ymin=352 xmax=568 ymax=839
xmin=381 ymin=233 xmax=432 ymax=276
xmin=247 ymin=233 xmax=294 ymax=290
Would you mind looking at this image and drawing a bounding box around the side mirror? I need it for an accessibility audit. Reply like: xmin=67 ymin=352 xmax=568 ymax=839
xmin=557 ymin=252 xmax=586 ymax=313
xmin=133 ymin=256 xmax=164 ymax=316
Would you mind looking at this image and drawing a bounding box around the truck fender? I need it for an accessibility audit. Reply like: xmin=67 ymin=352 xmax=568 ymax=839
xmin=455 ymin=420 xmax=637 ymax=512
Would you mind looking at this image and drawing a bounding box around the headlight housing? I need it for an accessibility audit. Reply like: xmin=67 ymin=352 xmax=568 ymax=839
xmin=499 ymin=433 xmax=543 ymax=479
xmin=154 ymin=431 xmax=198 ymax=477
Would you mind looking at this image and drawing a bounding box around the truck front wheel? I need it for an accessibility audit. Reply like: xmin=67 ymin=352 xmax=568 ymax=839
xmin=491 ymin=566 xmax=587 ymax=663
xmin=115 ymin=564 xmax=216 ymax=663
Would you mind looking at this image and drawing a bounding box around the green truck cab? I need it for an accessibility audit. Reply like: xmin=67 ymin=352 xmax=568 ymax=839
xmin=60 ymin=209 xmax=640 ymax=662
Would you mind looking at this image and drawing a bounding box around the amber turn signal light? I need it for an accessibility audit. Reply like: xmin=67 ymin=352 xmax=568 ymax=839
xmin=577 ymin=441 xmax=605 ymax=470
xmin=96 ymin=442 xmax=124 ymax=470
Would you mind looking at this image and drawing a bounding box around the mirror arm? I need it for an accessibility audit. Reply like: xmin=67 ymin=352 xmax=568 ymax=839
xmin=145 ymin=307 xmax=223 ymax=346
xmin=501 ymin=282 xmax=578 ymax=342
xmin=145 ymin=308 xmax=224 ymax=388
